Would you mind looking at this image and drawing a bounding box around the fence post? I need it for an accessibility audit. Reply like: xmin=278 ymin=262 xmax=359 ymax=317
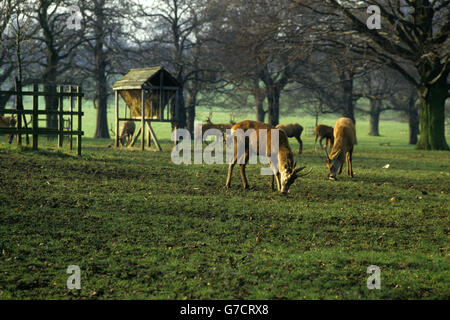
xmin=32 ymin=84 xmax=39 ymax=150
xmin=69 ymin=86 xmax=74 ymax=150
xmin=15 ymin=78 xmax=22 ymax=145
xmin=77 ymin=86 xmax=82 ymax=156
xmin=174 ymin=88 xmax=179 ymax=146
xmin=141 ymin=89 xmax=146 ymax=151
xmin=58 ymin=86 xmax=64 ymax=148
xmin=115 ymin=90 xmax=119 ymax=148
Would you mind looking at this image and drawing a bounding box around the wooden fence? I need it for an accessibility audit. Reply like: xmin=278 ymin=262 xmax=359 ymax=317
xmin=0 ymin=80 xmax=84 ymax=155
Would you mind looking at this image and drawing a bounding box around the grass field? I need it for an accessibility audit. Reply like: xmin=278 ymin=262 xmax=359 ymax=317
xmin=0 ymin=108 xmax=449 ymax=299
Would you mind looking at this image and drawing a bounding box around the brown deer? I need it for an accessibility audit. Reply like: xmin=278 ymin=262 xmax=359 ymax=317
xmin=200 ymin=113 xmax=234 ymax=136
xmin=314 ymin=124 xmax=334 ymax=151
xmin=119 ymin=121 xmax=136 ymax=146
xmin=276 ymin=123 xmax=304 ymax=154
xmin=225 ymin=120 xmax=310 ymax=194
xmin=0 ymin=116 xmax=17 ymax=144
xmin=322 ymin=117 xmax=355 ymax=181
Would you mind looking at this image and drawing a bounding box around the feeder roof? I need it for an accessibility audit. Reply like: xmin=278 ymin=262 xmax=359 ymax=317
xmin=112 ymin=66 xmax=179 ymax=91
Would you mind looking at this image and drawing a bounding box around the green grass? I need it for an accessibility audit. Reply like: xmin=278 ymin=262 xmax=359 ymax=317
xmin=0 ymin=110 xmax=449 ymax=299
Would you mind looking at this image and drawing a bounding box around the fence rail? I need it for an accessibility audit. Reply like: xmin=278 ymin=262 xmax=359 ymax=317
xmin=0 ymin=80 xmax=84 ymax=155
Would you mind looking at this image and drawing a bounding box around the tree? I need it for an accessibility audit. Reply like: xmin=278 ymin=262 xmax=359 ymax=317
xmin=386 ymin=82 xmax=420 ymax=145
xmin=216 ymin=0 xmax=311 ymax=126
xmin=358 ymin=67 xmax=396 ymax=136
xmin=78 ymin=0 xmax=135 ymax=139
xmin=29 ymin=0 xmax=87 ymax=131
xmin=0 ymin=0 xmax=16 ymax=112
xmin=140 ymin=0 xmax=216 ymax=134
xmin=326 ymin=0 xmax=449 ymax=150
xmin=1 ymin=0 xmax=40 ymax=112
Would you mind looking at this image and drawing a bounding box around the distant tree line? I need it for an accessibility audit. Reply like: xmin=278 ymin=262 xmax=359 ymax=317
xmin=0 ymin=0 xmax=448 ymax=149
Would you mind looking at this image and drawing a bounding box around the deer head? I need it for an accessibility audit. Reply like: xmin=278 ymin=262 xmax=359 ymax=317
xmin=322 ymin=147 xmax=342 ymax=181
xmin=278 ymin=157 xmax=312 ymax=194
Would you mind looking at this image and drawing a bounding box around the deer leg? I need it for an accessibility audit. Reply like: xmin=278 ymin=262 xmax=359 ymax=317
xmin=269 ymin=161 xmax=281 ymax=191
xmin=270 ymin=172 xmax=281 ymax=191
xmin=239 ymin=164 xmax=249 ymax=189
xmin=238 ymin=152 xmax=250 ymax=189
xmin=275 ymin=172 xmax=281 ymax=191
xmin=348 ymin=150 xmax=354 ymax=177
xmin=270 ymin=174 xmax=275 ymax=191
xmin=226 ymin=156 xmax=237 ymax=188
xmin=296 ymin=136 xmax=303 ymax=154
xmin=319 ymin=136 xmax=324 ymax=149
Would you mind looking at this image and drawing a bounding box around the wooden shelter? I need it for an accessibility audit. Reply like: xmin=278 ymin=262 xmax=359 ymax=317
xmin=112 ymin=66 xmax=180 ymax=151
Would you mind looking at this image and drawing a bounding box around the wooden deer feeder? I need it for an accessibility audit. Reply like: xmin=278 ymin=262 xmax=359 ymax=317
xmin=112 ymin=66 xmax=180 ymax=151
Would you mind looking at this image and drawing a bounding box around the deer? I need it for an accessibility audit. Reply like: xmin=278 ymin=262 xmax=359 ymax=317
xmin=321 ymin=117 xmax=355 ymax=181
xmin=225 ymin=120 xmax=311 ymax=194
xmin=200 ymin=112 xmax=234 ymax=136
xmin=0 ymin=116 xmax=17 ymax=144
xmin=314 ymin=124 xmax=334 ymax=151
xmin=119 ymin=121 xmax=136 ymax=146
xmin=276 ymin=123 xmax=304 ymax=154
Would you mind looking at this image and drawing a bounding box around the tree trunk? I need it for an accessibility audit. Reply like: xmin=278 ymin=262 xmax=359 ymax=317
xmin=256 ymin=97 xmax=265 ymax=122
xmin=267 ymin=86 xmax=280 ymax=126
xmin=416 ymin=75 xmax=449 ymax=150
xmin=409 ymin=111 xmax=419 ymax=145
xmin=94 ymin=90 xmax=109 ymax=138
xmin=175 ymin=86 xmax=186 ymax=129
xmin=43 ymin=47 xmax=58 ymax=139
xmin=407 ymin=93 xmax=419 ymax=145
xmin=93 ymin=2 xmax=109 ymax=139
xmin=341 ymin=70 xmax=357 ymax=143
xmin=186 ymin=93 xmax=196 ymax=137
xmin=368 ymin=99 xmax=381 ymax=136
xmin=342 ymin=72 xmax=355 ymax=124
xmin=44 ymin=80 xmax=57 ymax=134
xmin=252 ymin=79 xmax=266 ymax=122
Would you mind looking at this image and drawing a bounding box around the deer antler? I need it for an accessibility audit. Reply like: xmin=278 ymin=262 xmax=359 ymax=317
xmin=293 ymin=166 xmax=312 ymax=177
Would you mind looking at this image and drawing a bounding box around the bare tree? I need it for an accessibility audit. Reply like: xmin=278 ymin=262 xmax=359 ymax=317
xmin=325 ymin=0 xmax=449 ymax=150
xmin=0 ymin=0 xmax=16 ymax=111
xmin=212 ymin=0 xmax=314 ymax=126
xmin=139 ymin=0 xmax=217 ymax=134
xmin=27 ymin=0 xmax=87 ymax=131
xmin=77 ymin=0 xmax=136 ymax=138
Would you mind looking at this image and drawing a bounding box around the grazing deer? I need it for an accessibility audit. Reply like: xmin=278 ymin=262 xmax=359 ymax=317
xmin=119 ymin=121 xmax=136 ymax=146
xmin=276 ymin=123 xmax=304 ymax=154
xmin=314 ymin=124 xmax=334 ymax=151
xmin=322 ymin=117 xmax=355 ymax=181
xmin=225 ymin=120 xmax=310 ymax=194
xmin=0 ymin=116 xmax=17 ymax=144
